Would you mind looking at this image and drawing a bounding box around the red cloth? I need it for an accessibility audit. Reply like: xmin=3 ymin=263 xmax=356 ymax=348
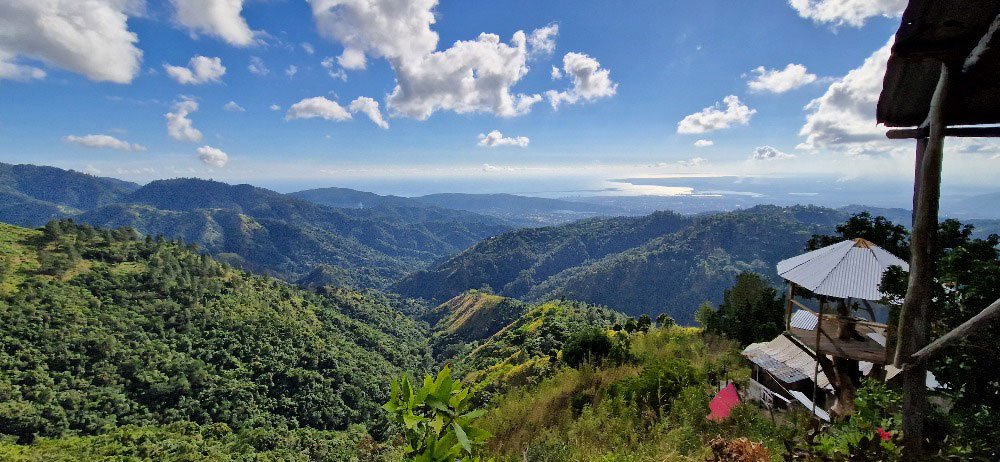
xmin=707 ymin=383 xmax=739 ymax=422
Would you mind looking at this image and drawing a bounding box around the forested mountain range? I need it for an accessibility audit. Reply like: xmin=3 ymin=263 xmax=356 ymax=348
xmin=395 ymin=205 xmax=849 ymax=323
xmin=0 ymin=164 xmax=510 ymax=288
xmin=0 ymin=220 xmax=431 ymax=443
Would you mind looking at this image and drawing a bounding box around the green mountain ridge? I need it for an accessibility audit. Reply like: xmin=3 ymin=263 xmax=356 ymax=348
xmin=395 ymin=205 xmax=848 ymax=323
xmin=0 ymin=165 xmax=512 ymax=289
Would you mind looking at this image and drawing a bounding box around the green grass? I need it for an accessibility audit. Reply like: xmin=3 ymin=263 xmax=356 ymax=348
xmin=476 ymin=326 xmax=792 ymax=461
xmin=0 ymin=223 xmax=41 ymax=295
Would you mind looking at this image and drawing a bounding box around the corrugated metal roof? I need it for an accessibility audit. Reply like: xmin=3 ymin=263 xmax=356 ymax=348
xmin=747 ymin=352 xmax=810 ymax=383
xmin=743 ymin=335 xmax=832 ymax=389
xmin=776 ymin=238 xmax=908 ymax=300
xmin=790 ymin=310 xmax=818 ymax=330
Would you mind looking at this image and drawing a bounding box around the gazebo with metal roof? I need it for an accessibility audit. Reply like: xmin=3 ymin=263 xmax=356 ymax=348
xmin=776 ymin=238 xmax=908 ymax=365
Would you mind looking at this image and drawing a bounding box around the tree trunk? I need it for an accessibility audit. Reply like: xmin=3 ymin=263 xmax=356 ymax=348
xmin=815 ymin=354 xmax=862 ymax=420
xmin=895 ymin=62 xmax=950 ymax=460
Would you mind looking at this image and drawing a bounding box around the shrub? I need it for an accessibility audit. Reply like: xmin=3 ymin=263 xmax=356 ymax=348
xmin=383 ymin=367 xmax=490 ymax=461
xmin=613 ymin=358 xmax=702 ymax=418
xmin=561 ymin=328 xmax=630 ymax=368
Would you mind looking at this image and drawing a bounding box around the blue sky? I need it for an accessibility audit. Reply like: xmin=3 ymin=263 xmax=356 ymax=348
xmin=1 ymin=0 xmax=997 ymax=197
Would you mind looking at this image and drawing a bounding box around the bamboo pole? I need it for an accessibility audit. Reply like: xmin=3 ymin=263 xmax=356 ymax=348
xmin=895 ymin=62 xmax=951 ymax=461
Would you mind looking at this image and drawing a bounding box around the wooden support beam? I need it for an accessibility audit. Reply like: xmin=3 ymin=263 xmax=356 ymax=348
xmin=906 ymin=297 xmax=1000 ymax=365
xmin=896 ymin=62 xmax=951 ymax=461
xmin=785 ymin=283 xmax=794 ymax=332
xmin=886 ymin=126 xmax=1000 ymax=139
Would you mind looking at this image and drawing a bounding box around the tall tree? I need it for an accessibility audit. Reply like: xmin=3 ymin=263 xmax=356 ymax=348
xmin=698 ymin=272 xmax=784 ymax=346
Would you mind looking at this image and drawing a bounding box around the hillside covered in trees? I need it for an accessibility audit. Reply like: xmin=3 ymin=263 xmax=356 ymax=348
xmin=395 ymin=205 xmax=848 ymax=323
xmin=0 ymin=220 xmax=431 ymax=443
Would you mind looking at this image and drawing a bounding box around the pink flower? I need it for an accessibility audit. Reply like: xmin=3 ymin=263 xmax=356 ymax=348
xmin=876 ymin=427 xmax=892 ymax=442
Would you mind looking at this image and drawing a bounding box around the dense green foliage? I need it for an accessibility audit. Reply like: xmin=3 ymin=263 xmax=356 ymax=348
xmin=878 ymin=220 xmax=1000 ymax=458
xmin=0 ymin=220 xmax=431 ymax=444
xmin=0 ymin=422 xmax=398 ymax=461
xmin=455 ymin=299 xmax=626 ymax=397
xmin=812 ymin=381 xmax=902 ymax=459
xmin=560 ymin=328 xmax=631 ymax=368
xmin=807 ymin=211 xmax=910 ymax=257
xmin=383 ymin=367 xmax=490 ymax=461
xmin=696 ymin=272 xmax=785 ymax=346
xmin=397 ymin=205 xmax=845 ymax=323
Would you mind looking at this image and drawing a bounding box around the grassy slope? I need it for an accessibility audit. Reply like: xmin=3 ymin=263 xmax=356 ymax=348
xmin=427 ymin=290 xmax=529 ymax=341
xmin=478 ymin=327 xmax=790 ymax=461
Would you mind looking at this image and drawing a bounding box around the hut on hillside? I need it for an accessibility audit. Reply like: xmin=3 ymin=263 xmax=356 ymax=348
xmin=742 ymin=238 xmax=928 ymax=419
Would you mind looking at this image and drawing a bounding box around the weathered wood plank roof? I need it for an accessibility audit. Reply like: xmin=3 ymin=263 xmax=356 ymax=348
xmin=877 ymin=0 xmax=1000 ymax=127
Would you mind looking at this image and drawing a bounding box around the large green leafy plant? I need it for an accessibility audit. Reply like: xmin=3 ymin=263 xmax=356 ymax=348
xmin=383 ymin=367 xmax=490 ymax=461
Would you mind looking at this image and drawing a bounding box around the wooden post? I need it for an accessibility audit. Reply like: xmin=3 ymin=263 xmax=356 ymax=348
xmin=811 ymin=298 xmax=824 ymax=423
xmin=895 ymin=62 xmax=950 ymax=461
xmin=785 ymin=283 xmax=795 ymax=331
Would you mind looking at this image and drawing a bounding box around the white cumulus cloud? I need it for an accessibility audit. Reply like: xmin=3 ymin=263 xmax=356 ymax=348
xmin=223 ymin=101 xmax=245 ymax=112
xmin=751 ymin=145 xmax=796 ymax=160
xmin=798 ymin=38 xmax=894 ymax=156
xmin=550 ymin=65 xmax=562 ymax=80
xmin=0 ymin=57 xmax=46 ymax=81
xmin=285 ymin=96 xmax=352 ymax=121
xmin=196 ymin=145 xmax=229 ymax=167
xmin=65 ymin=134 xmax=146 ymax=152
xmin=164 ymin=56 xmax=226 ymax=84
xmin=677 ymin=95 xmax=756 ymax=134
xmin=528 ymin=23 xmax=559 ymax=59
xmin=269 ymin=104 xmax=281 ymax=111
xmin=307 ymin=0 xmax=439 ymax=69
xmin=248 ymin=56 xmax=269 ymax=75
xmin=545 ymin=52 xmax=618 ymax=109
xmin=788 ymin=0 xmax=906 ymax=27
xmin=321 ymin=57 xmax=348 ymax=80
xmin=478 ymin=130 xmax=529 ymax=148
xmin=165 ymin=97 xmax=203 ymax=142
xmin=348 ymin=96 xmax=388 ymax=129
xmin=170 ymin=0 xmax=255 ymax=46
xmin=285 ymin=65 xmax=298 ymax=77
xmin=0 ymin=0 xmax=143 ymax=83
xmin=307 ymin=0 xmax=555 ymax=120
xmin=747 ymin=63 xmax=816 ymax=93
xmin=387 ymin=31 xmax=542 ymax=119
xmin=301 ymin=42 xmax=315 ymax=55
xmin=693 ymin=139 xmax=714 ymax=148
xmin=337 ymin=48 xmax=367 ymax=70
